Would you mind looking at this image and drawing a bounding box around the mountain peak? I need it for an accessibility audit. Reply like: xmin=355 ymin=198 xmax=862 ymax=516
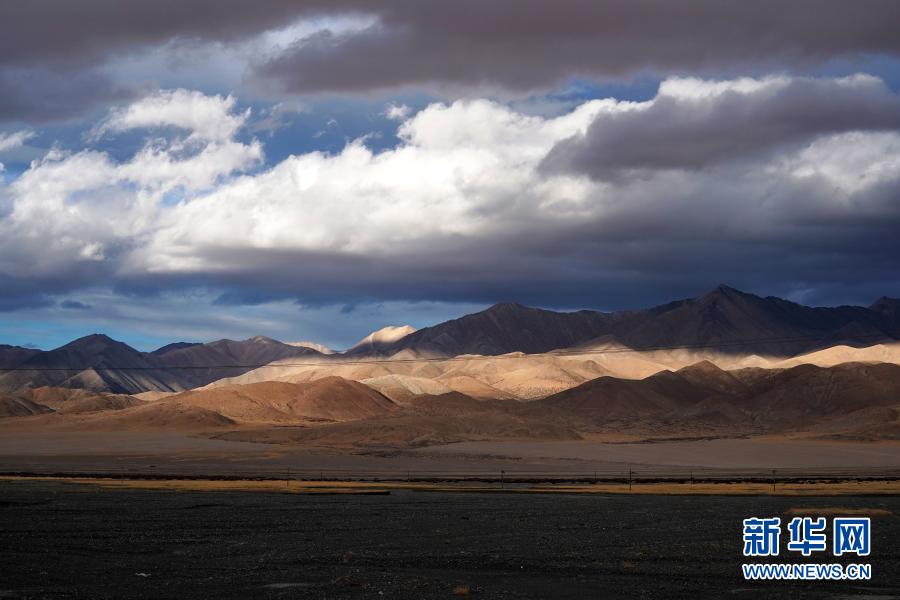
xmin=60 ymin=333 xmax=118 ymax=348
xmin=350 ymin=325 xmax=417 ymax=351
xmin=247 ymin=335 xmax=280 ymax=344
xmin=870 ymin=297 xmax=900 ymax=332
xmin=694 ymin=285 xmax=768 ymax=309
xmin=870 ymin=296 xmax=899 ymax=309
xmin=485 ymin=301 xmax=530 ymax=311
xmin=705 ymin=284 xmax=746 ymax=297
xmin=79 ymin=333 xmax=114 ymax=341
xmin=678 ymin=360 xmax=727 ymax=375
xmin=149 ymin=342 xmax=200 ymax=356
xmin=287 ymin=340 xmax=333 ymax=354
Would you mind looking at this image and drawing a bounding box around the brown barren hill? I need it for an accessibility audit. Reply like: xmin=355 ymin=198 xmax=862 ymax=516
xmin=22 ymin=386 xmax=145 ymax=414
xmin=742 ymin=362 xmax=900 ymax=429
xmin=169 ymin=377 xmax=397 ymax=424
xmin=535 ymin=360 xmax=900 ymax=439
xmin=214 ymin=391 xmax=586 ymax=448
xmin=218 ymin=392 xmax=581 ymax=448
xmin=0 ymin=393 xmax=53 ymax=418
xmin=534 ymin=375 xmax=700 ymax=424
xmin=0 ymin=401 xmax=235 ymax=432
xmin=73 ymin=402 xmax=236 ymax=431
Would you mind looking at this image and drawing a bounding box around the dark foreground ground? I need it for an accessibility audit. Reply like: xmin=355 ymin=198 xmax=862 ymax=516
xmin=0 ymin=480 xmax=898 ymax=599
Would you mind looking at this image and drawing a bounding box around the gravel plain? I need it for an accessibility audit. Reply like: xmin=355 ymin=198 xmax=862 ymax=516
xmin=1 ymin=480 xmax=898 ymax=599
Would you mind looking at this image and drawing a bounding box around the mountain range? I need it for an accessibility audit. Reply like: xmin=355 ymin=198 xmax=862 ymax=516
xmin=1 ymin=285 xmax=897 ymax=395
xmin=374 ymin=285 xmax=899 ymax=357
xmin=0 ymin=334 xmax=324 ymax=394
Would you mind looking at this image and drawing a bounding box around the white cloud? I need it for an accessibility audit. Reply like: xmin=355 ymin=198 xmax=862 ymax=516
xmin=384 ymin=103 xmax=411 ymax=120
xmin=0 ymin=130 xmax=33 ymax=170
xmin=0 ymin=90 xmax=261 ymax=280
xmin=1 ymin=76 xmax=898 ymax=312
xmin=137 ymin=97 xmax=606 ymax=272
xmin=544 ymin=74 xmax=900 ymax=180
xmin=782 ymin=131 xmax=900 ymax=194
xmin=0 ymin=130 xmax=33 ymax=153
xmin=92 ymin=89 xmax=249 ymax=143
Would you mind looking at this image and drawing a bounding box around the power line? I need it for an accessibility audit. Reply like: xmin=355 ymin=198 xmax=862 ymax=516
xmin=0 ymin=332 xmax=892 ymax=372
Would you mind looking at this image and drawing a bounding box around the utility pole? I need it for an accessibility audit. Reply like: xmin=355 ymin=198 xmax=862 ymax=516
xmin=628 ymin=468 xmax=633 ymax=492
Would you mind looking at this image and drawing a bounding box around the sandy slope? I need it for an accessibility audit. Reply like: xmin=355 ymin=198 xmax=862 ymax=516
xmin=216 ymin=392 xmax=583 ymax=448
xmin=360 ymin=375 xmax=454 ymax=403
xmin=0 ymin=393 xmax=53 ymax=418
xmin=3 ymin=357 xmax=900 ymax=445
xmin=23 ymin=387 xmax=144 ymax=414
xmin=164 ymin=377 xmax=397 ymax=424
xmin=205 ymin=351 xmax=671 ymax=399
xmin=0 ymin=402 xmax=235 ymax=432
xmin=773 ymin=343 xmax=900 ymax=367
xmin=203 ymin=339 xmax=900 ymax=403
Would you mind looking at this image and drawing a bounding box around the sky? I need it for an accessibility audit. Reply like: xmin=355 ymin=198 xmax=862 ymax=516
xmin=1 ymin=0 xmax=899 ymax=351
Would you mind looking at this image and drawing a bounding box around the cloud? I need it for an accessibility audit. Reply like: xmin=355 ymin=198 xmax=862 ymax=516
xmin=542 ymin=74 xmax=900 ymax=180
xmin=0 ymin=1 xmax=319 ymax=70
xmin=384 ymin=103 xmax=411 ymax=121
xmin=0 ymin=3 xmax=365 ymax=124
xmin=59 ymin=299 xmax=91 ymax=310
xmin=133 ymin=98 xmax=603 ymax=272
xmin=0 ymin=130 xmax=33 ymax=152
xmin=2 ymin=1 xmax=900 ymax=124
xmin=0 ymin=65 xmax=136 ymax=124
xmin=0 ymin=130 xmax=33 ymax=171
xmin=255 ymin=1 xmax=900 ymax=95
xmin=0 ymin=89 xmax=262 ymax=306
xmin=1 ymin=77 xmax=899 ymax=317
xmin=92 ymin=89 xmax=250 ymax=143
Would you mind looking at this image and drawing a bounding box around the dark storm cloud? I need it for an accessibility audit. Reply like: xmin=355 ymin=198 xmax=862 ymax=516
xmin=4 ymin=167 xmax=899 ymax=316
xmin=0 ymin=275 xmax=59 ymax=312
xmin=257 ymin=0 xmax=900 ymax=94
xmin=0 ymin=0 xmax=334 ymax=122
xmin=4 ymin=72 xmax=898 ymax=314
xmin=110 ymin=170 xmax=900 ymax=313
xmin=2 ymin=0 xmax=900 ymax=322
xmin=59 ymin=300 xmax=92 ymax=310
xmin=3 ymin=1 xmax=900 ymax=106
xmin=0 ymin=67 xmax=136 ymax=124
xmin=542 ymin=76 xmax=900 ymax=180
xmin=0 ymin=0 xmax=326 ymax=69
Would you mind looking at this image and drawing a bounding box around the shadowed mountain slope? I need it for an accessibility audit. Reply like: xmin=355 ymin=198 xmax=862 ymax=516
xmin=536 ymin=361 xmax=900 ymax=438
xmin=151 ymin=336 xmax=325 ymax=387
xmin=607 ymin=286 xmax=894 ymax=355
xmin=365 ymin=302 xmax=613 ymax=357
xmin=0 ymin=345 xmax=41 ymax=369
xmin=0 ymin=393 xmax=53 ymax=418
xmin=0 ymin=335 xmax=326 ymax=395
xmin=2 ymin=287 xmax=898 ymax=395
xmin=370 ymin=286 xmax=898 ymax=358
xmin=0 ymin=334 xmax=191 ymax=395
